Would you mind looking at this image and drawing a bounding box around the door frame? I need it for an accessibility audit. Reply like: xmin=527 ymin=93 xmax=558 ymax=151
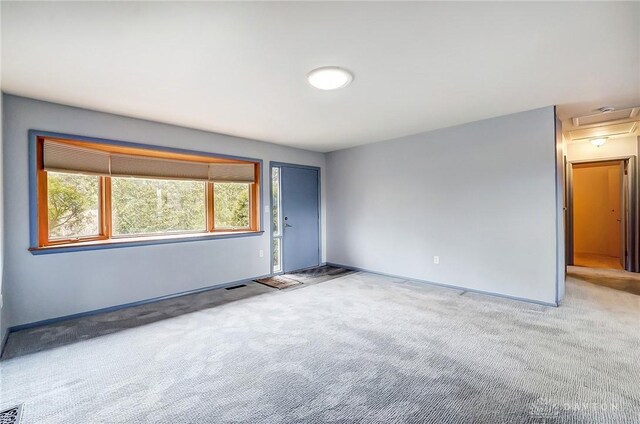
xmin=269 ymin=161 xmax=321 ymax=275
xmin=566 ymin=155 xmax=638 ymax=272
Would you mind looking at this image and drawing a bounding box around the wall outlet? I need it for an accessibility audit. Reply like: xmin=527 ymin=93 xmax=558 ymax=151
xmin=433 ymin=256 xmax=440 ymax=265
xmin=259 ymin=250 xmax=264 ymax=258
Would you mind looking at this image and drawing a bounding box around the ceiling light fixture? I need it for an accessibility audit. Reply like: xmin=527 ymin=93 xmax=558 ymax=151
xmin=307 ymin=67 xmax=353 ymax=90
xmin=598 ymin=106 xmax=616 ymax=113
xmin=590 ymin=137 xmax=607 ymax=147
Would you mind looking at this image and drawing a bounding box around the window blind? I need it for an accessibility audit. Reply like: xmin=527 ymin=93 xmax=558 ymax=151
xmin=110 ymin=154 xmax=210 ymax=181
xmin=43 ymin=140 xmax=257 ymax=183
xmin=43 ymin=140 xmax=111 ymax=175
xmin=208 ymin=163 xmax=255 ymax=183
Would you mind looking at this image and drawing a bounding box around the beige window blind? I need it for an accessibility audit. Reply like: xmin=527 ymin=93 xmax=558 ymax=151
xmin=208 ymin=163 xmax=255 ymax=183
xmin=43 ymin=140 xmax=257 ymax=183
xmin=43 ymin=140 xmax=111 ymax=175
xmin=110 ymin=154 xmax=210 ymax=181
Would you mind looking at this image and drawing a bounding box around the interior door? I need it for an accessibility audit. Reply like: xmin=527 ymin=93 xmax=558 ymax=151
xmin=281 ymin=166 xmax=320 ymax=272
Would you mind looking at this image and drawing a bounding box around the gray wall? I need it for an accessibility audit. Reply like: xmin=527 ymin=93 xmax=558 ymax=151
xmin=0 ymin=92 xmax=6 ymax=342
xmin=2 ymin=95 xmax=326 ymax=328
xmin=326 ymin=106 xmax=559 ymax=305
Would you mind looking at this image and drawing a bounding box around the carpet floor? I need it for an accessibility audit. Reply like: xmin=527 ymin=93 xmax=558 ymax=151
xmin=567 ymin=265 xmax=640 ymax=296
xmin=0 ymin=271 xmax=639 ymax=423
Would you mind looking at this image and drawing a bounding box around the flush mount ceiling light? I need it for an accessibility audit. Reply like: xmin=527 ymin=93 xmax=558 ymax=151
xmin=590 ymin=137 xmax=607 ymax=147
xmin=307 ymin=67 xmax=353 ymax=90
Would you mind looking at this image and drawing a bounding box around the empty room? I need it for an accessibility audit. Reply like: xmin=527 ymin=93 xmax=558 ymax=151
xmin=0 ymin=2 xmax=639 ymax=423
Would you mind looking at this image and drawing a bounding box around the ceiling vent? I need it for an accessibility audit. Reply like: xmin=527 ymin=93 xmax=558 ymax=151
xmin=572 ymin=107 xmax=639 ymax=127
xmin=569 ymin=121 xmax=638 ymax=141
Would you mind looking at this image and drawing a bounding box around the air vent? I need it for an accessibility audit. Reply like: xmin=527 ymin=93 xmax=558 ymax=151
xmin=0 ymin=405 xmax=23 ymax=424
xmin=225 ymin=284 xmax=246 ymax=290
xmin=572 ymin=107 xmax=639 ymax=127
xmin=569 ymin=121 xmax=638 ymax=141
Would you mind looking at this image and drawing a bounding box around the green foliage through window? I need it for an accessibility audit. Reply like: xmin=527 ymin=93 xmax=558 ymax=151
xmin=112 ymin=177 xmax=206 ymax=236
xmin=44 ymin=171 xmax=256 ymax=244
xmin=272 ymin=167 xmax=280 ymax=236
xmin=214 ymin=183 xmax=250 ymax=229
xmin=273 ymin=238 xmax=281 ymax=272
xmin=47 ymin=172 xmax=100 ymax=239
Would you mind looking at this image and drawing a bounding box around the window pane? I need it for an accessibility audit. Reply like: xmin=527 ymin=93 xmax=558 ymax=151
xmin=214 ymin=183 xmax=250 ymax=229
xmin=112 ymin=177 xmax=206 ymax=236
xmin=272 ymin=167 xmax=280 ymax=236
xmin=47 ymin=172 xmax=100 ymax=239
xmin=273 ymin=237 xmax=282 ymax=273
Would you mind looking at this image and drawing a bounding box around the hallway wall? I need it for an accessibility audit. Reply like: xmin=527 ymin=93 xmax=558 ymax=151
xmin=566 ymin=136 xmax=637 ymax=162
xmin=326 ymin=106 xmax=560 ymax=305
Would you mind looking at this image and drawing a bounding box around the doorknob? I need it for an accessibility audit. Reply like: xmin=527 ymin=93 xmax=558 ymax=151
xmin=285 ymin=223 xmax=293 ymax=228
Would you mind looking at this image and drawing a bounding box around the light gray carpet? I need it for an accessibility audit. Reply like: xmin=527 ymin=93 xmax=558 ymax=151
xmin=1 ymin=271 xmax=639 ymax=423
xmin=567 ymin=265 xmax=640 ymax=296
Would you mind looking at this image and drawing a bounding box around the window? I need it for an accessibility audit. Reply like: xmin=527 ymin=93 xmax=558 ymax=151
xmin=213 ymin=183 xmax=251 ymax=229
xmin=112 ymin=177 xmax=207 ymax=236
xmin=34 ymin=136 xmax=261 ymax=249
xmin=47 ymin=172 xmax=101 ymax=240
xmin=271 ymin=167 xmax=282 ymax=273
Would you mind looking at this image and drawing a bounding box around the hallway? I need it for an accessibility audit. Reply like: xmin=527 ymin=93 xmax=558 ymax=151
xmin=573 ymin=253 xmax=623 ymax=270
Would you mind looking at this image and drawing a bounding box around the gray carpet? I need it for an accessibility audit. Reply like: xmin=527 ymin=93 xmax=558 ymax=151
xmin=1 ymin=271 xmax=639 ymax=423
xmin=1 ymin=281 xmax=273 ymax=360
xmin=286 ymin=265 xmax=354 ymax=285
xmin=567 ymin=265 xmax=640 ymax=296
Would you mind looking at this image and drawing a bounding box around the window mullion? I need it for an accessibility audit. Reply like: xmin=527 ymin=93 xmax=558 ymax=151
xmin=102 ymin=177 xmax=113 ymax=238
xmin=207 ymin=182 xmax=215 ymax=232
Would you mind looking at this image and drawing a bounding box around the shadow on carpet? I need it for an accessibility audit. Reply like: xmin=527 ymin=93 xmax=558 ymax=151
xmin=568 ymin=266 xmax=640 ymax=296
xmin=1 ymin=282 xmax=272 ymax=360
xmin=255 ymin=265 xmax=354 ymax=290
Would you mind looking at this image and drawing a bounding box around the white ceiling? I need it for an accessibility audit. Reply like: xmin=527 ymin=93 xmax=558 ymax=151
xmin=2 ymin=2 xmax=639 ymax=152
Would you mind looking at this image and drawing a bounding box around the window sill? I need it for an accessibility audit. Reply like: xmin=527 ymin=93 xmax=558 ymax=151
xmin=29 ymin=230 xmax=264 ymax=255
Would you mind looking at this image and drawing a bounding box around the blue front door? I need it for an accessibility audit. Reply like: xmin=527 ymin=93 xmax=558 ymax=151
xmin=281 ymin=166 xmax=320 ymax=272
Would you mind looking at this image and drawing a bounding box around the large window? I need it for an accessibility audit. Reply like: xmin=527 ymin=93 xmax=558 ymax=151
xmin=35 ymin=136 xmax=261 ymax=249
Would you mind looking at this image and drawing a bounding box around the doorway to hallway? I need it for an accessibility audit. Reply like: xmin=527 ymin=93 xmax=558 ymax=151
xmin=567 ymin=158 xmax=637 ymax=272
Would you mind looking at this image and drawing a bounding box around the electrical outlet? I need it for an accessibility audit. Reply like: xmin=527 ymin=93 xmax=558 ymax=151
xmin=259 ymin=250 xmax=264 ymax=258
xmin=433 ymin=256 xmax=440 ymax=265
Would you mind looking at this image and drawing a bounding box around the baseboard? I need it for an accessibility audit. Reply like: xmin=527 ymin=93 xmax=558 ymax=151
xmin=7 ymin=273 xmax=272 ymax=333
xmin=326 ymin=262 xmax=558 ymax=307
